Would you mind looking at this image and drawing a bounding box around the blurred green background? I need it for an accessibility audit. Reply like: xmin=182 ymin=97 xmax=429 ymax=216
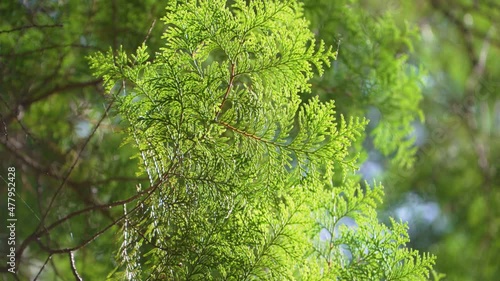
xmin=1 ymin=0 xmax=498 ymax=280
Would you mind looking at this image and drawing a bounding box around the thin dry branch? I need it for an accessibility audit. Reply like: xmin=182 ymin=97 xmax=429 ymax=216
xmin=33 ymin=254 xmax=52 ymax=281
xmin=0 ymin=24 xmax=63 ymax=34
xmin=15 ymin=161 xmax=178 ymax=270
xmin=39 ymin=98 xmax=115 ymax=225
xmin=215 ymin=63 xmax=236 ymax=121
xmin=69 ymin=252 xmax=83 ymax=281
xmin=143 ymin=19 xmax=157 ymax=45
xmin=3 ymin=79 xmax=103 ymax=124
xmin=33 ymin=166 xmax=175 ymax=255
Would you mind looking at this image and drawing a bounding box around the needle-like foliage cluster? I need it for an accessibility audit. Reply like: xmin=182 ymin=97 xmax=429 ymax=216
xmin=89 ymin=0 xmax=436 ymax=279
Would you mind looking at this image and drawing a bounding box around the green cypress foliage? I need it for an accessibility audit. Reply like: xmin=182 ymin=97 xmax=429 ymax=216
xmin=303 ymin=0 xmax=425 ymax=169
xmin=89 ymin=0 xmax=436 ymax=279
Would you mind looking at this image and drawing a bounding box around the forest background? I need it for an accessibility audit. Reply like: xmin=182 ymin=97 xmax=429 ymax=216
xmin=0 ymin=0 xmax=498 ymax=280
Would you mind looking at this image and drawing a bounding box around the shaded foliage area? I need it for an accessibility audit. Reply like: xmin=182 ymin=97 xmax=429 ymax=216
xmin=1 ymin=0 xmax=167 ymax=279
xmin=379 ymin=1 xmax=500 ymax=280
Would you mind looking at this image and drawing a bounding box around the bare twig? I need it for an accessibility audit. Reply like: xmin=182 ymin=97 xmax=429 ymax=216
xmin=42 ymin=181 xmax=154 ymax=235
xmin=0 ymin=137 xmax=51 ymax=174
xmin=39 ymin=97 xmax=115 ymax=225
xmin=215 ymin=63 xmax=236 ymax=121
xmin=2 ymin=79 xmax=102 ymax=125
xmin=0 ymin=24 xmax=63 ymax=34
xmin=69 ymin=252 xmax=83 ymax=281
xmin=143 ymin=19 xmax=157 ymax=45
xmin=0 ymin=95 xmax=38 ymax=145
xmin=34 ymin=171 xmax=169 ymax=255
xmin=33 ymin=254 xmax=52 ymax=281
xmin=466 ymin=27 xmax=494 ymax=93
xmin=0 ymin=112 xmax=7 ymax=141
xmin=16 ymin=160 xmax=178 ymax=267
xmin=0 ymin=43 xmax=101 ymax=58
xmin=0 ymin=135 xmax=144 ymax=187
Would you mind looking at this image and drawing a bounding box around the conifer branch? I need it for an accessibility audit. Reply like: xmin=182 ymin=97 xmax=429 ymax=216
xmin=87 ymin=0 xmax=437 ymax=278
xmin=218 ymin=120 xmax=264 ymax=142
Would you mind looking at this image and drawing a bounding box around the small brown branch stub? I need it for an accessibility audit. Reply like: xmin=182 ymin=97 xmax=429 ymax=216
xmin=215 ymin=63 xmax=236 ymax=121
xmin=219 ymin=120 xmax=263 ymax=142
